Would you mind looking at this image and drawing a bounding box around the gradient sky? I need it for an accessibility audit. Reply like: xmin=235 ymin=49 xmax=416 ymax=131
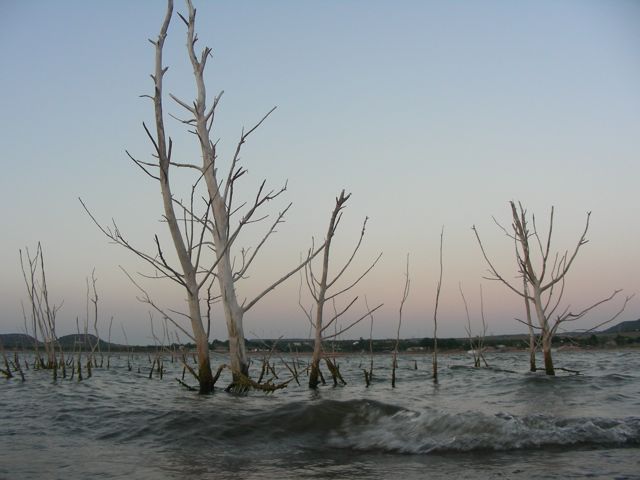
xmin=1 ymin=1 xmax=639 ymax=345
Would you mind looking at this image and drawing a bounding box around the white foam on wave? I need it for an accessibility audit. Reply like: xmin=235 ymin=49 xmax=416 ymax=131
xmin=327 ymin=404 xmax=640 ymax=454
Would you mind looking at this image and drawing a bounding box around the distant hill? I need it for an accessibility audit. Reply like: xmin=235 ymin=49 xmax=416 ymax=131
xmin=57 ymin=334 xmax=121 ymax=350
xmin=0 ymin=333 xmax=123 ymax=351
xmin=0 ymin=333 xmax=36 ymax=350
xmin=601 ymin=319 xmax=640 ymax=334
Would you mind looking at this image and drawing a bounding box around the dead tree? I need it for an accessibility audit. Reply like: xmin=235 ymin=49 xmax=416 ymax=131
xmin=477 ymin=285 xmax=489 ymax=366
xmin=301 ymin=190 xmax=382 ymax=389
xmin=84 ymin=1 xmax=325 ymax=390
xmin=80 ymin=1 xmax=217 ymax=393
xmin=459 ymin=283 xmax=489 ymax=368
xmin=392 ymin=255 xmax=410 ymax=388
xmin=363 ymin=296 xmax=376 ymax=387
xmin=165 ymin=0 xmax=326 ymax=386
xmin=432 ymin=227 xmax=444 ymax=382
xmin=473 ymin=201 xmax=631 ymax=375
xmin=86 ymin=270 xmax=103 ymax=368
xmin=19 ymin=243 xmax=62 ymax=372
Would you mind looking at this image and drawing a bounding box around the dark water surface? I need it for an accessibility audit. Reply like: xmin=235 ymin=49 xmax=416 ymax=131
xmin=1 ymin=350 xmax=639 ymax=479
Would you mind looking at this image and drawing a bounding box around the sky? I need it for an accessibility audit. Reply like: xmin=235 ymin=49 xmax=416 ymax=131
xmin=1 ymin=0 xmax=639 ymax=345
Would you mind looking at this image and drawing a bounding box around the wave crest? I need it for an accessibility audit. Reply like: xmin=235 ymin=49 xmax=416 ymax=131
xmin=327 ymin=402 xmax=640 ymax=454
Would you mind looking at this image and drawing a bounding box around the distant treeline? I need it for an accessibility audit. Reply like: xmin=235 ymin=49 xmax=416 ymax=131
xmin=2 ymin=330 xmax=639 ymax=353
xmin=234 ymin=332 xmax=640 ymax=354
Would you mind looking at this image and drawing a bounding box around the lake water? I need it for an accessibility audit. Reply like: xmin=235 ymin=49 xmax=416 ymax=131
xmin=1 ymin=349 xmax=639 ymax=479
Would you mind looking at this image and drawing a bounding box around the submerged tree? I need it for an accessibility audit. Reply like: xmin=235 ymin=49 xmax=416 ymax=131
xmin=170 ymin=0 xmax=325 ymax=385
xmin=473 ymin=201 xmax=630 ymax=375
xmin=20 ymin=243 xmax=62 ymax=372
xmin=459 ymin=283 xmax=489 ymax=368
xmin=392 ymin=254 xmax=410 ymax=388
xmin=301 ymin=190 xmax=382 ymax=389
xmin=81 ymin=0 xmax=217 ymax=392
xmin=83 ymin=0 xmax=323 ymax=390
xmin=432 ymin=227 xmax=444 ymax=382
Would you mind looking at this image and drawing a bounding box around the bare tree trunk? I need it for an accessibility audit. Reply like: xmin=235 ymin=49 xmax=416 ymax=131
xmin=529 ymin=336 xmax=537 ymax=372
xmin=177 ymin=0 xmax=248 ymax=383
xmin=478 ymin=285 xmax=489 ymax=368
xmin=107 ymin=316 xmax=113 ymax=369
xmin=89 ymin=270 xmax=102 ymax=367
xmin=308 ymin=205 xmax=332 ymax=389
xmin=531 ymin=284 xmax=554 ymax=375
xmin=542 ymin=340 xmax=555 ymax=375
xmin=365 ymin=297 xmax=375 ymax=387
xmin=432 ymin=227 xmax=444 ymax=383
xmin=523 ymin=277 xmax=537 ymax=372
xmin=216 ymin=251 xmax=249 ymax=379
xmin=309 ymin=311 xmax=324 ymax=389
xmin=187 ymin=293 xmax=215 ymax=392
xmin=159 ymin=38 xmax=216 ymax=390
xmin=392 ymin=255 xmax=410 ymax=389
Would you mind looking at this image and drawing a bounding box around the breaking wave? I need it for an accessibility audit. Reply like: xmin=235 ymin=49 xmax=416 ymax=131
xmin=323 ymin=400 xmax=640 ymax=454
xmin=96 ymin=397 xmax=640 ymax=456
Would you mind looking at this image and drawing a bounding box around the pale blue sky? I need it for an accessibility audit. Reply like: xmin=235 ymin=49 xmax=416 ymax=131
xmin=1 ymin=1 xmax=639 ymax=344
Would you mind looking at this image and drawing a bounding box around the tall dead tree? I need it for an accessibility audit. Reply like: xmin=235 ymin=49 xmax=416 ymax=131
xmin=81 ymin=0 xmax=217 ymax=393
xmin=83 ymin=0 xmax=324 ymax=389
xmin=473 ymin=201 xmax=630 ymax=375
xmin=301 ymin=190 xmax=382 ymax=389
xmin=170 ymin=0 xmax=325 ymax=385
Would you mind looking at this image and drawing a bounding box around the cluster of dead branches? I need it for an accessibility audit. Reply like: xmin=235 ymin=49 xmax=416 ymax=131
xmin=20 ymin=243 xmax=62 ymax=373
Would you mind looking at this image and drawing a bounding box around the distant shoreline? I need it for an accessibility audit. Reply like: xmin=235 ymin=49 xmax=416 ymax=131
xmin=2 ymin=328 xmax=638 ymax=354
